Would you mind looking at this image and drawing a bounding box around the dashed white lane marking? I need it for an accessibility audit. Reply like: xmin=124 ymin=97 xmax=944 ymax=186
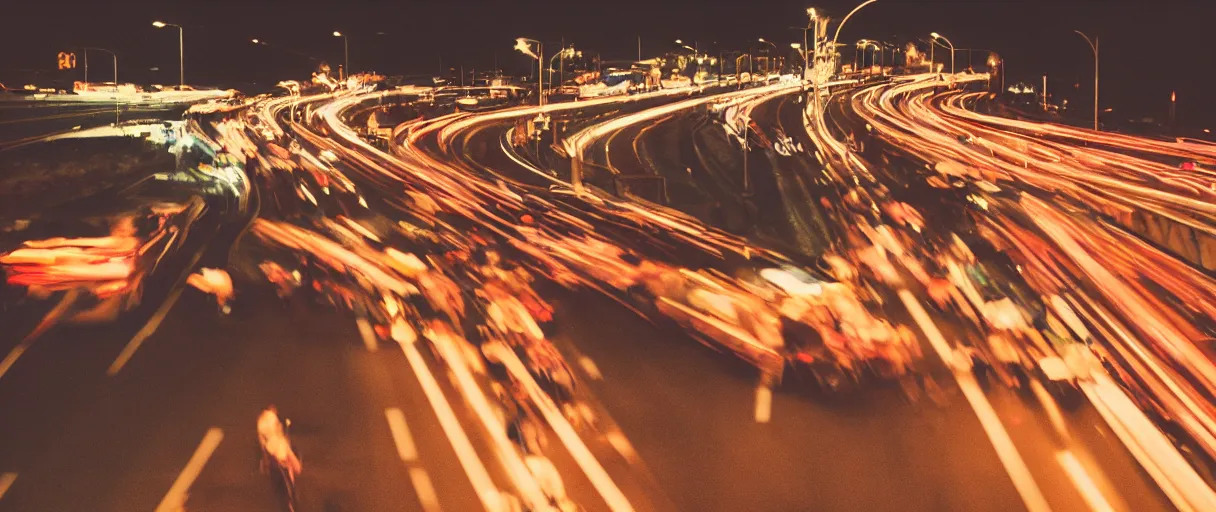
xmin=2 ymin=289 xmax=81 ymax=381
xmin=385 ymin=407 xmax=418 ymax=462
xmin=154 ymin=428 xmax=223 ymax=512
xmin=395 ymin=338 xmax=503 ymax=512
xmin=898 ymin=290 xmax=1052 ymax=512
xmin=0 ymin=473 xmax=16 ymax=500
xmin=1029 ymin=379 xmax=1071 ymax=442
xmin=1056 ymin=451 xmax=1115 ymax=512
xmin=577 ymin=356 xmax=603 ymax=380
xmin=493 ymin=343 xmax=635 ymax=512
xmin=754 ymin=385 xmax=773 ymax=424
xmin=0 ymin=344 xmax=31 ymax=382
xmin=356 ymin=317 xmax=380 ymax=352
xmin=409 ymin=467 xmax=443 ymax=512
xmin=605 ymin=431 xmax=639 ymax=464
xmin=108 ymin=286 xmax=186 ymax=375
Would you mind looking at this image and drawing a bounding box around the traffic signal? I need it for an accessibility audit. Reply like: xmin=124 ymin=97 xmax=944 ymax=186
xmin=57 ymin=52 xmax=77 ymax=70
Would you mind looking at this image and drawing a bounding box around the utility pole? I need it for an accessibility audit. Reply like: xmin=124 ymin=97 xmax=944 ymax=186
xmin=637 ymin=36 xmax=641 ymax=62
xmin=1074 ymin=30 xmax=1099 ymax=131
xmin=1042 ymin=74 xmax=1048 ymax=111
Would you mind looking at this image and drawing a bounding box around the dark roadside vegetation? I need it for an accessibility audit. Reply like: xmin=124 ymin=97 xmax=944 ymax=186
xmin=0 ymin=137 xmax=174 ymax=219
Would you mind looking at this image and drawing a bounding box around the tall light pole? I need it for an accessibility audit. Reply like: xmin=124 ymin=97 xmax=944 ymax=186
xmin=515 ymin=37 xmax=544 ymax=106
xmin=930 ymin=32 xmax=955 ymax=74
xmin=676 ymin=39 xmax=699 ymax=79
xmin=1074 ymin=30 xmax=1099 ymax=131
xmin=333 ymin=31 xmax=349 ymax=80
xmin=757 ymin=38 xmax=778 ymax=75
xmin=829 ymin=0 xmax=880 ymax=66
xmin=675 ymin=39 xmax=698 ymax=56
xmin=84 ymin=47 xmax=119 ymax=123
xmin=803 ymin=7 xmax=817 ymax=80
xmin=152 ymin=21 xmax=183 ymax=87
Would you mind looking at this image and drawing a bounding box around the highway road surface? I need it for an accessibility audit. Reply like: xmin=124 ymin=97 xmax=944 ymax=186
xmin=2 ymin=71 xmax=1214 ymax=512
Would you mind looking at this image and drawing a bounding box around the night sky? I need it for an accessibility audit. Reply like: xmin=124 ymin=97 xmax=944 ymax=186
xmin=3 ymin=0 xmax=1213 ymax=129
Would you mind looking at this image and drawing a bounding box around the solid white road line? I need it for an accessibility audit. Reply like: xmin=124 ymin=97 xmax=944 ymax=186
xmin=154 ymin=428 xmax=224 ymax=512
xmin=0 ymin=473 xmax=16 ymax=500
xmin=108 ymin=286 xmax=186 ymax=376
xmin=409 ymin=467 xmax=443 ymax=512
xmin=356 ymin=317 xmax=380 ymax=352
xmin=1055 ymin=451 xmax=1116 ymax=512
xmin=754 ymin=385 xmax=773 ymax=424
xmin=396 ymin=338 xmax=503 ymax=512
xmin=898 ymin=290 xmax=1052 ymax=512
xmin=385 ymin=407 xmax=419 ymax=462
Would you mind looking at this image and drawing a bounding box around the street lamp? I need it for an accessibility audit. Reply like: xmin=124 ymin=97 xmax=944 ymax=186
xmin=675 ymin=39 xmax=699 ymax=56
xmin=152 ymin=21 xmax=184 ymax=87
xmin=930 ymin=32 xmax=955 ymax=74
xmin=799 ymin=7 xmax=817 ymax=79
xmin=1074 ymin=30 xmax=1099 ymax=131
xmin=514 ymin=37 xmax=544 ymax=106
xmin=758 ymin=38 xmax=779 ymax=75
xmin=829 ymin=0 xmax=880 ymax=65
xmin=548 ymin=46 xmax=579 ymax=90
xmin=83 ymin=47 xmax=119 ymax=123
xmin=333 ymin=31 xmax=349 ymax=80
xmin=855 ymin=40 xmax=879 ymax=75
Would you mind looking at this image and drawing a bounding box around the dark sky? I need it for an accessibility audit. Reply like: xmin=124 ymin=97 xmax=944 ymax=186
xmin=3 ymin=0 xmax=1213 ymax=129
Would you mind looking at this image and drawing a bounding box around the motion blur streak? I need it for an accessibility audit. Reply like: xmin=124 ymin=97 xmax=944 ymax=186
xmin=852 ymin=71 xmax=1216 ymax=510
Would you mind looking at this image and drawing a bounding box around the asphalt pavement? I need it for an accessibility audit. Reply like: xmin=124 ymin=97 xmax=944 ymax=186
xmin=0 ymin=87 xmax=1191 ymax=512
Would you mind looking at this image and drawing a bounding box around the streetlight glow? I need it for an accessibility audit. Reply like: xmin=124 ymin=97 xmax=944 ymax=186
xmin=807 ymin=7 xmax=817 ymax=17
xmin=930 ymin=32 xmax=955 ymax=74
xmin=333 ymin=31 xmax=342 ymax=37
xmin=151 ymin=20 xmax=183 ymax=86
xmin=251 ymin=39 xmax=260 ymax=44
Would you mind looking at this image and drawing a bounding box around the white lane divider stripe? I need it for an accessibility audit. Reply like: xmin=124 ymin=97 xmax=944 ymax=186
xmin=396 ymin=338 xmax=503 ymax=512
xmin=1055 ymin=451 xmax=1116 ymax=512
xmin=385 ymin=407 xmax=419 ymax=462
xmin=754 ymin=385 xmax=773 ymax=424
xmin=109 ymin=286 xmax=187 ymax=376
xmin=493 ymin=342 xmax=635 ymax=512
xmin=409 ymin=467 xmax=443 ymax=512
xmin=0 ymin=344 xmax=31 ymax=382
xmin=154 ymin=428 xmax=224 ymax=512
xmin=425 ymin=335 xmax=549 ymax=510
xmin=356 ymin=317 xmax=380 ymax=352
xmin=898 ymin=290 xmax=1052 ymax=512
xmin=0 ymin=472 xmax=16 ymax=501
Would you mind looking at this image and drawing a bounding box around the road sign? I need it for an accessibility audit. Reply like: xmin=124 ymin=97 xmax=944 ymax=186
xmin=57 ymin=52 xmax=77 ymax=70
